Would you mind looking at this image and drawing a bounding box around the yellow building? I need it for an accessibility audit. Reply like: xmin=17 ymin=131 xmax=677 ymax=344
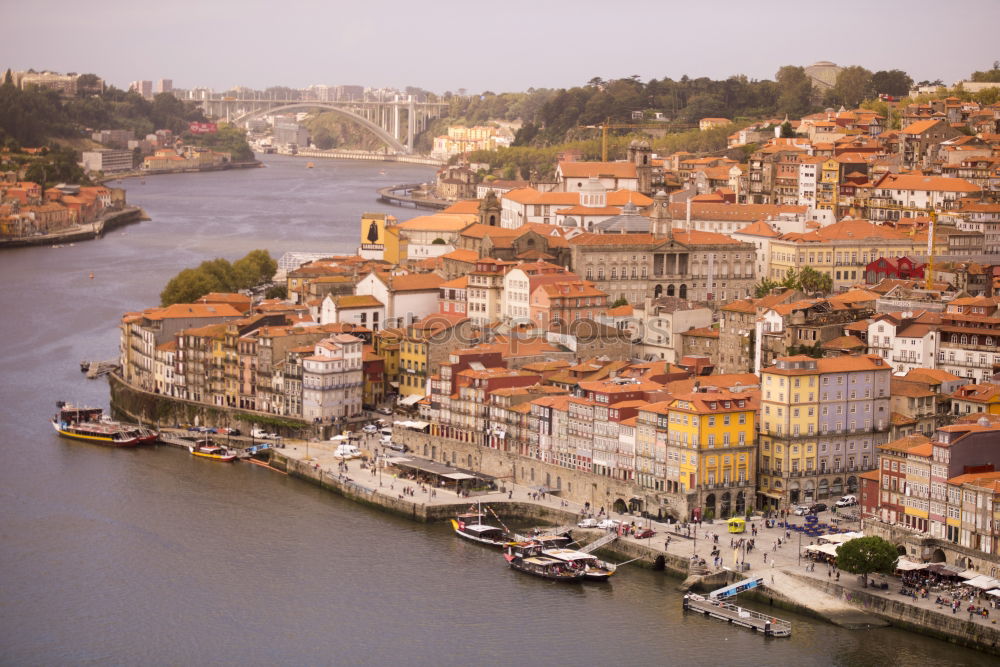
xmin=667 ymin=390 xmax=757 ymax=520
xmin=359 ymin=212 xmax=404 ymax=264
xmin=399 ymin=332 xmax=428 ymax=398
xmin=373 ymin=327 xmax=403 ymax=394
xmin=766 ymin=219 xmax=948 ymax=289
xmin=759 ymin=353 xmax=891 ymax=511
xmin=816 ymin=157 xmax=840 ymax=211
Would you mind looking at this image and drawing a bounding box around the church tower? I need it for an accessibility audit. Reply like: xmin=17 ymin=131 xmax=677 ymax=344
xmin=627 ymin=140 xmax=653 ymax=195
xmin=650 ymin=190 xmax=672 ymax=240
xmin=479 ymin=189 xmax=501 ymax=227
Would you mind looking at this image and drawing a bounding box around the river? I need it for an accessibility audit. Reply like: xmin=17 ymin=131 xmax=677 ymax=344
xmin=0 ymin=155 xmax=991 ymax=666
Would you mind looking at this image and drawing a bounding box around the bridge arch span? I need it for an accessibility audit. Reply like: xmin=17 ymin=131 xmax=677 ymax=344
xmin=232 ymin=103 xmax=407 ymax=153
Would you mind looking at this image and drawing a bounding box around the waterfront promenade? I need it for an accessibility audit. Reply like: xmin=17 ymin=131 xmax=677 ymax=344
xmin=268 ymin=434 xmax=1000 ymax=652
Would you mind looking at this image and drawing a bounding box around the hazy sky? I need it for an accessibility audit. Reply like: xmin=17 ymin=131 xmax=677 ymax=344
xmin=3 ymin=0 xmax=998 ymax=93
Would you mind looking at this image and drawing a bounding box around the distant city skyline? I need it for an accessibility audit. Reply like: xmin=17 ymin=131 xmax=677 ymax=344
xmin=2 ymin=0 xmax=999 ymax=95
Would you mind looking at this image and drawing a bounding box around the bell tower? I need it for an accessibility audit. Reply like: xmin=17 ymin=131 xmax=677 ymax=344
xmin=650 ymin=190 xmax=672 ymax=241
xmin=628 ymin=140 xmax=653 ymax=195
xmin=479 ymin=189 xmax=501 ymax=227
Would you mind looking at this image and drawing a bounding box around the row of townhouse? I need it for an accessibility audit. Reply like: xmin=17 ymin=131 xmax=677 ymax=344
xmin=423 ymin=340 xmax=780 ymax=520
xmin=757 ymin=354 xmax=893 ymax=510
xmin=119 ymin=299 xmax=366 ymax=422
xmin=861 ymin=418 xmax=1000 ymax=570
xmin=864 ymin=296 xmax=1000 ymax=382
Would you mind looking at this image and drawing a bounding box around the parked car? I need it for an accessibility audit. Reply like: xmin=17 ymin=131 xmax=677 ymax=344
xmin=793 ymin=505 xmax=810 ymax=516
xmin=218 ymin=427 xmax=240 ymax=436
xmin=597 ymin=519 xmax=620 ymax=530
xmin=383 ymin=441 xmax=406 ymax=453
xmin=377 ymin=407 xmax=393 ymax=415
xmin=362 ymin=424 xmax=378 ymax=434
xmin=577 ymin=518 xmax=599 ymax=529
xmin=809 ymin=502 xmax=828 ymax=514
xmin=636 ymin=528 xmax=656 ymax=539
xmin=835 ymin=495 xmax=857 ymax=507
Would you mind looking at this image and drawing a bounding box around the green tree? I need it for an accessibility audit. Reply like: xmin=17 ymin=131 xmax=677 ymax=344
xmin=312 ymin=128 xmax=336 ymax=150
xmin=826 ymin=66 xmax=875 ymax=108
xmin=836 ymin=536 xmax=900 ymax=586
xmin=232 ymin=249 xmax=277 ymax=288
xmin=160 ymin=267 xmax=218 ymax=306
xmin=798 ymin=266 xmax=833 ymax=294
xmin=265 ymin=284 xmax=288 ymax=300
xmin=610 ymin=297 xmax=629 ymax=308
xmin=753 ymin=277 xmax=781 ymax=298
xmin=780 ymin=121 xmax=795 ymax=138
xmin=775 ymin=65 xmax=814 ymax=117
xmin=970 ymin=61 xmax=1000 ymax=83
xmin=781 ymin=268 xmax=800 ymax=290
xmin=871 ymin=69 xmax=913 ymax=97
xmin=160 ymin=250 xmax=275 ymax=306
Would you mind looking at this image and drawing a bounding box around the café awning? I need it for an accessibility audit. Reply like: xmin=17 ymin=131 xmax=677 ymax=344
xmin=964 ymin=575 xmax=1000 ymax=590
xmin=895 ymin=558 xmax=927 ymax=571
xmin=398 ymin=394 xmax=424 ymax=406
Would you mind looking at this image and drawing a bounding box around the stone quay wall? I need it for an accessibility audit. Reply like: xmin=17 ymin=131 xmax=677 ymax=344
xmin=393 ymin=429 xmax=694 ymax=520
xmin=795 ymin=573 xmax=1000 ymax=656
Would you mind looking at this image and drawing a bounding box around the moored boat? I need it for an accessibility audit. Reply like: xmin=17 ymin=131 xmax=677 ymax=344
xmin=542 ymin=548 xmax=616 ymax=581
xmin=188 ymin=440 xmax=237 ymax=461
xmin=450 ymin=510 xmax=511 ymax=547
xmin=52 ymin=402 xmax=158 ymax=447
xmin=503 ymin=542 xmax=585 ymax=582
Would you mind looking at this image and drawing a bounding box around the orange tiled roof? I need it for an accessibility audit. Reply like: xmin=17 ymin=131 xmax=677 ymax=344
xmin=441 ymin=248 xmax=479 ymax=263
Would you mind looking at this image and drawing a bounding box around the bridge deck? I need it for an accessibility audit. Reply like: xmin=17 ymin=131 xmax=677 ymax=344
xmin=683 ymin=593 xmax=791 ymax=637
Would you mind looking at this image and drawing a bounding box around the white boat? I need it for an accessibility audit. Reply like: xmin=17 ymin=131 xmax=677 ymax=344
xmin=542 ymin=548 xmax=616 ymax=581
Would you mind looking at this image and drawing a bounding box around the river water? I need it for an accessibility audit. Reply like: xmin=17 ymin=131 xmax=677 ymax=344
xmin=0 ymin=155 xmax=991 ymax=666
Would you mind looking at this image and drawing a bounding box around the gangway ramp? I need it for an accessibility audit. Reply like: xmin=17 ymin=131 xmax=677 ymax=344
xmin=710 ymin=577 xmax=764 ymax=600
xmin=580 ymin=532 xmax=619 ymax=553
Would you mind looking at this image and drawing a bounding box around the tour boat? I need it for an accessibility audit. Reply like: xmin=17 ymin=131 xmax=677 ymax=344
xmin=503 ymin=542 xmax=585 ymax=582
xmin=450 ymin=509 xmax=512 ymax=547
xmin=189 ymin=440 xmax=237 ymax=461
xmin=542 ymin=548 xmax=616 ymax=581
xmin=51 ymin=403 xmax=158 ymax=447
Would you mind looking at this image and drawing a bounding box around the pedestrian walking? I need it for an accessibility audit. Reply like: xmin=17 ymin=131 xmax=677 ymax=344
xmin=763 ymin=552 xmax=768 ymax=564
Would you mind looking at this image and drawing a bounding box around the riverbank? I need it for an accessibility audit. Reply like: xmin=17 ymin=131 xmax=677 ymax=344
xmin=0 ymin=206 xmax=146 ymax=249
xmin=99 ymin=160 xmax=262 ymax=184
xmin=377 ymin=183 xmax=451 ymax=210
xmin=290 ymin=148 xmax=444 ymax=166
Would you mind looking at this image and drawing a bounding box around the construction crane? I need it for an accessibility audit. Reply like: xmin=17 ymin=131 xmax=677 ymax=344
xmin=576 ymin=118 xmax=672 ymax=162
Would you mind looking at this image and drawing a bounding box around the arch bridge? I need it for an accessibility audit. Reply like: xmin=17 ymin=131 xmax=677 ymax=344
xmin=201 ymin=97 xmax=449 ymax=154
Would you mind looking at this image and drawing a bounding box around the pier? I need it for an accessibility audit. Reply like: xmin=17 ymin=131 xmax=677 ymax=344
xmin=377 ymin=183 xmax=450 ymax=210
xmin=683 ymin=592 xmax=792 ymax=637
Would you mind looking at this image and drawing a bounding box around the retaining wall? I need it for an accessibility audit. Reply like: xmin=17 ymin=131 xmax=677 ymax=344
xmin=791 ymin=573 xmax=1000 ymax=655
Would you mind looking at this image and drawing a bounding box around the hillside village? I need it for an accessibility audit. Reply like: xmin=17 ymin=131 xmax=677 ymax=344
xmin=116 ymin=92 xmax=1000 ymax=571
